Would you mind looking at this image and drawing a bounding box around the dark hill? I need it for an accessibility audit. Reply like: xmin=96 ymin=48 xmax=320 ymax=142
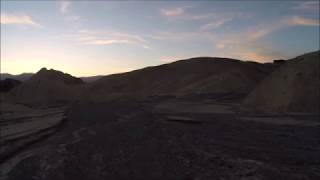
xmin=8 ymin=68 xmax=84 ymax=106
xmin=244 ymin=51 xmax=320 ymax=113
xmin=84 ymin=57 xmax=278 ymax=102
xmin=0 ymin=78 xmax=22 ymax=92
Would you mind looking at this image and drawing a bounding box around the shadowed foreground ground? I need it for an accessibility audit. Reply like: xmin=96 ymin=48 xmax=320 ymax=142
xmin=1 ymin=95 xmax=319 ymax=180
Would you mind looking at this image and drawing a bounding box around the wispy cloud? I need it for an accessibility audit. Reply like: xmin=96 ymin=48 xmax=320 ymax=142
xmin=214 ymin=39 xmax=286 ymax=62
xmin=246 ymin=16 xmax=319 ymax=41
xmin=293 ymin=1 xmax=320 ymax=13
xmin=156 ymin=12 xmax=317 ymax=62
xmin=247 ymin=24 xmax=283 ymax=40
xmin=200 ymin=17 xmax=232 ymax=31
xmin=160 ymin=6 xmax=191 ymax=17
xmin=84 ymin=39 xmax=132 ymax=45
xmin=233 ymin=51 xmax=274 ymax=62
xmin=68 ymin=29 xmax=149 ymax=48
xmin=211 ymin=18 xmax=298 ymax=61
xmin=287 ymin=16 xmax=320 ymax=26
xmin=59 ymin=0 xmax=84 ymax=27
xmin=160 ymin=7 xmax=244 ymax=31
xmin=60 ymin=1 xmax=71 ymax=14
xmin=0 ymin=13 xmax=42 ymax=27
xmin=200 ymin=12 xmax=251 ymax=31
xmin=160 ymin=7 xmax=232 ymax=22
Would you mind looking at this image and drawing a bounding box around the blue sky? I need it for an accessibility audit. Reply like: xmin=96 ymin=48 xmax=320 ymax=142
xmin=1 ymin=0 xmax=319 ymax=76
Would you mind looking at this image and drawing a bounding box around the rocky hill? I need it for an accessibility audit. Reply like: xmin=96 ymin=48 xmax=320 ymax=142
xmin=84 ymin=57 xmax=278 ymax=102
xmin=244 ymin=51 xmax=320 ymax=113
xmin=7 ymin=68 xmax=84 ymax=106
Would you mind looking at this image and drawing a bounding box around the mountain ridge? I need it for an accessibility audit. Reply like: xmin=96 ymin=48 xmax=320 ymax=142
xmin=83 ymin=56 xmax=279 ymax=102
xmin=4 ymin=50 xmax=319 ymax=113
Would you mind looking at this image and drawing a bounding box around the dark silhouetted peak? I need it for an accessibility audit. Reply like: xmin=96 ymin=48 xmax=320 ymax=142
xmin=39 ymin=67 xmax=48 ymax=72
xmin=33 ymin=68 xmax=84 ymax=85
xmin=8 ymin=68 xmax=84 ymax=105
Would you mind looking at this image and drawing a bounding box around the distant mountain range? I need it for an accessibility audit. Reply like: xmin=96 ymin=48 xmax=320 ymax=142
xmin=2 ymin=50 xmax=319 ymax=113
xmin=0 ymin=73 xmax=34 ymax=82
xmin=0 ymin=73 xmax=103 ymax=83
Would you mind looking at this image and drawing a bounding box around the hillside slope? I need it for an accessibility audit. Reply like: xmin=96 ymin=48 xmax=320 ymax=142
xmin=244 ymin=51 xmax=320 ymax=113
xmin=84 ymin=57 xmax=277 ymax=102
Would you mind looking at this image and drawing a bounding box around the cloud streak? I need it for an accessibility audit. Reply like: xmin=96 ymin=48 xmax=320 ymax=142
xmin=200 ymin=17 xmax=232 ymax=31
xmin=0 ymin=13 xmax=42 ymax=27
xmin=211 ymin=17 xmax=305 ymax=62
xmin=160 ymin=6 xmax=191 ymax=17
xmin=160 ymin=8 xmax=246 ymax=32
xmin=68 ymin=29 xmax=149 ymax=48
xmin=287 ymin=16 xmax=320 ymax=26
xmin=293 ymin=1 xmax=320 ymax=13
xmin=245 ymin=16 xmax=319 ymax=41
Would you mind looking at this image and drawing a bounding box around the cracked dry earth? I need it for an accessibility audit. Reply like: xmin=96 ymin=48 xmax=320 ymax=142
xmin=1 ymin=97 xmax=320 ymax=180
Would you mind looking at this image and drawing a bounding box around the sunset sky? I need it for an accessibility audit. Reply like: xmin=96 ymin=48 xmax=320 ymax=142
xmin=1 ymin=0 xmax=319 ymax=76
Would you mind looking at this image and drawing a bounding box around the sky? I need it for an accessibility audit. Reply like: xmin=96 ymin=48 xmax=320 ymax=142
xmin=1 ymin=0 xmax=319 ymax=76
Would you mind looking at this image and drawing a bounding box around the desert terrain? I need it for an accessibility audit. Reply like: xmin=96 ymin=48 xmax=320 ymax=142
xmin=0 ymin=51 xmax=319 ymax=180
